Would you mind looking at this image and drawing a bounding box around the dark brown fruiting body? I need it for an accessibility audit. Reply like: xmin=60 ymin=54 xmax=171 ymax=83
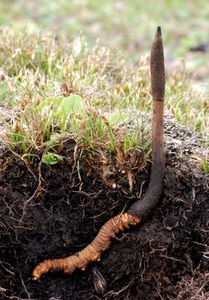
xmin=150 ymin=26 xmax=165 ymax=101
xmin=129 ymin=25 xmax=165 ymax=219
xmin=32 ymin=26 xmax=165 ymax=282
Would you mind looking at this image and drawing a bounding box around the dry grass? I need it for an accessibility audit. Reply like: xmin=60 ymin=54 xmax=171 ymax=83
xmin=0 ymin=30 xmax=208 ymax=166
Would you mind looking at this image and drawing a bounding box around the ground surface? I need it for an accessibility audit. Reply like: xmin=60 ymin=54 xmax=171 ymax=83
xmin=0 ymin=114 xmax=209 ymax=300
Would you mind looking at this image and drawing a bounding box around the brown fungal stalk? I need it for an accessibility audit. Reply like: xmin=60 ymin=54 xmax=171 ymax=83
xmin=128 ymin=25 xmax=165 ymax=220
xmin=32 ymin=26 xmax=165 ymax=282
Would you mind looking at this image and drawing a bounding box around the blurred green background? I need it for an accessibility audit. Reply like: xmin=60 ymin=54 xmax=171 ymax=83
xmin=1 ymin=0 xmax=209 ymax=85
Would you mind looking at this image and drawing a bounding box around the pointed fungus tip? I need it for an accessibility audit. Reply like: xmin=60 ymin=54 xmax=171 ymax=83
xmin=157 ymin=25 xmax=161 ymax=32
xmin=155 ymin=26 xmax=162 ymax=38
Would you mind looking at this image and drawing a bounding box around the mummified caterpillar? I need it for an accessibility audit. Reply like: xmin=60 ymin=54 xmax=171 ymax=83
xmin=33 ymin=26 xmax=165 ymax=283
xmin=32 ymin=213 xmax=140 ymax=281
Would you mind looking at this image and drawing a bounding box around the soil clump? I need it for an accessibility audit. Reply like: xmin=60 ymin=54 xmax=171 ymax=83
xmin=0 ymin=114 xmax=209 ymax=300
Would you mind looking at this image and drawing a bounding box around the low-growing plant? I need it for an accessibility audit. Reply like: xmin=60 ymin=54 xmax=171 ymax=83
xmin=192 ymin=156 xmax=209 ymax=173
xmin=0 ymin=29 xmax=208 ymax=164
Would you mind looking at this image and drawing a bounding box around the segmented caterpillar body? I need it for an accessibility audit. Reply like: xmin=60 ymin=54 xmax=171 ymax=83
xmin=32 ymin=26 xmax=165 ymax=284
xmin=32 ymin=213 xmax=140 ymax=280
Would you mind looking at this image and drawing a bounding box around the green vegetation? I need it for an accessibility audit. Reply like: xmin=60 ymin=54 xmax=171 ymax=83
xmin=0 ymin=30 xmax=208 ymax=161
xmin=193 ymin=156 xmax=209 ymax=173
xmin=1 ymin=0 xmax=209 ymax=59
xmin=0 ymin=1 xmax=208 ymax=164
xmin=0 ymin=31 xmax=152 ymax=155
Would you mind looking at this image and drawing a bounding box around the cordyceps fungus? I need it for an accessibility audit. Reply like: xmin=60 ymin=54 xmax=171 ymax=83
xmin=128 ymin=25 xmax=165 ymax=220
xmin=32 ymin=26 xmax=165 ymax=282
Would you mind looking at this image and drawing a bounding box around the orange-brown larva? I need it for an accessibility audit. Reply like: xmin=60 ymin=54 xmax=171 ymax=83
xmin=32 ymin=213 xmax=140 ymax=281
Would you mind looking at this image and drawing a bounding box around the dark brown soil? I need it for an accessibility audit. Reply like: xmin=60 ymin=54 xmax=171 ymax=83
xmin=0 ymin=115 xmax=209 ymax=300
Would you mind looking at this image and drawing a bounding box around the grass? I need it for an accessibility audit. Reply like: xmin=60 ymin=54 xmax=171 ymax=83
xmin=1 ymin=0 xmax=209 ymax=55
xmin=0 ymin=29 xmax=208 ymax=168
xmin=1 ymin=0 xmax=209 ymax=85
xmin=0 ymin=30 xmax=149 ymax=152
